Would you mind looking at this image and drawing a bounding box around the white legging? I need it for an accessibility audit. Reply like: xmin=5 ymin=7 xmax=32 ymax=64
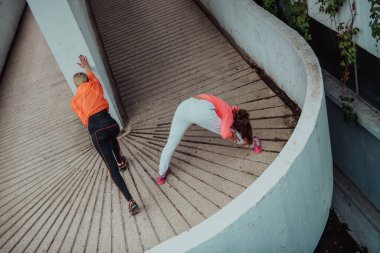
xmin=159 ymin=98 xmax=244 ymax=176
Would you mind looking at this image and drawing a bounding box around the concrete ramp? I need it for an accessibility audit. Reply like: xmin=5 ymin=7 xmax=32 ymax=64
xmin=0 ymin=1 xmax=297 ymax=252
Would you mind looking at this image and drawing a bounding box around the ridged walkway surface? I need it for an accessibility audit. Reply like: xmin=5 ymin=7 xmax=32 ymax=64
xmin=0 ymin=2 xmax=297 ymax=253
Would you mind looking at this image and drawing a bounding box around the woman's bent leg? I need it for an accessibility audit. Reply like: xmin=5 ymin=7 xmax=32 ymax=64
xmin=158 ymin=104 xmax=191 ymax=176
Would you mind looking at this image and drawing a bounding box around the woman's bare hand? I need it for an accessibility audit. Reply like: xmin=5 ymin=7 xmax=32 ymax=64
xmin=77 ymin=55 xmax=90 ymax=72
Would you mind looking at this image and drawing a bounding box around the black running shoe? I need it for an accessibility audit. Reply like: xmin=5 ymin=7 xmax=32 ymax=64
xmin=128 ymin=200 xmax=140 ymax=215
xmin=117 ymin=156 xmax=129 ymax=172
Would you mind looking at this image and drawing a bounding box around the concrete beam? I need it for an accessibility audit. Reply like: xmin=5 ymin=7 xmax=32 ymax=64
xmin=0 ymin=0 xmax=26 ymax=76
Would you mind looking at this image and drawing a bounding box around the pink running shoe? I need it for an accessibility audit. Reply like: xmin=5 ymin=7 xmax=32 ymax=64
xmin=156 ymin=170 xmax=170 ymax=185
xmin=252 ymin=136 xmax=262 ymax=154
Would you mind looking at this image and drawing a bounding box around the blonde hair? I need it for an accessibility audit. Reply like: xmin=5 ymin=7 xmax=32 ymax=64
xmin=73 ymin=72 xmax=89 ymax=87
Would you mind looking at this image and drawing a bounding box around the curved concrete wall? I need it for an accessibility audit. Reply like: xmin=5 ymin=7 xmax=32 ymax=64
xmin=148 ymin=0 xmax=333 ymax=252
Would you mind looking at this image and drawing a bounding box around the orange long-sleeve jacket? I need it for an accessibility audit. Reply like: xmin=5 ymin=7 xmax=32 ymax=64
xmin=196 ymin=94 xmax=238 ymax=139
xmin=70 ymin=71 xmax=109 ymax=126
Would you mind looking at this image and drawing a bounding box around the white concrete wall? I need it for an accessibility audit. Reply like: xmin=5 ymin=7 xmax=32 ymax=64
xmin=307 ymin=0 xmax=380 ymax=58
xmin=148 ymin=0 xmax=333 ymax=252
xmin=0 ymin=0 xmax=26 ymax=76
xmin=27 ymin=0 xmax=123 ymax=127
xmin=324 ymin=71 xmax=380 ymax=210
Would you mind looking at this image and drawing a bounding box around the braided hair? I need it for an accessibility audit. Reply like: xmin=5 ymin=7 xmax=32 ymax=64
xmin=232 ymin=109 xmax=253 ymax=145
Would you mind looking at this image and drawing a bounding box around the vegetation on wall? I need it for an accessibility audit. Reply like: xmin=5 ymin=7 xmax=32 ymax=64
xmin=334 ymin=1 xmax=359 ymax=125
xmin=317 ymin=0 xmax=345 ymax=19
xmin=336 ymin=2 xmax=358 ymax=85
xmin=282 ymin=0 xmax=311 ymax=41
xmin=258 ymin=0 xmax=363 ymax=124
xmin=369 ymin=0 xmax=380 ymax=45
xmin=257 ymin=0 xmax=311 ymax=40
xmin=263 ymin=0 xmax=278 ymax=14
xmin=340 ymin=95 xmax=358 ymax=124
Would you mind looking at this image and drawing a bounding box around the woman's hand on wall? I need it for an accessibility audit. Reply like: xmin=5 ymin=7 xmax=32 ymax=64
xmin=77 ymin=55 xmax=90 ymax=72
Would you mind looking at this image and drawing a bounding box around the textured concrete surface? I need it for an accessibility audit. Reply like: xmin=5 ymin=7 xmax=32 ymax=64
xmin=0 ymin=1 xmax=297 ymax=252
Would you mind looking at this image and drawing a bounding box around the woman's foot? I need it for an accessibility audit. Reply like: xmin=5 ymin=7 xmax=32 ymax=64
xmin=128 ymin=199 xmax=140 ymax=215
xmin=156 ymin=170 xmax=170 ymax=185
xmin=252 ymin=136 xmax=262 ymax=154
xmin=117 ymin=156 xmax=129 ymax=172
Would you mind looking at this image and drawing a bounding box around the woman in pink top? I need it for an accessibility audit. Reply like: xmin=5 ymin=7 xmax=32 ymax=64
xmin=157 ymin=94 xmax=261 ymax=185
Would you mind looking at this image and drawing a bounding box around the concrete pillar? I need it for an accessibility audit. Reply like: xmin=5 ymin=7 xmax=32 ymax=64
xmin=0 ymin=0 xmax=26 ymax=76
xmin=27 ymin=0 xmax=126 ymax=127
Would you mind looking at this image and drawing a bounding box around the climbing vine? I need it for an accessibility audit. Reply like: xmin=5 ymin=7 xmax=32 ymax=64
xmin=259 ymin=0 xmax=379 ymax=44
xmin=336 ymin=0 xmax=359 ymax=85
xmin=315 ymin=0 xmax=359 ymax=82
xmin=314 ymin=0 xmax=359 ymax=124
xmin=257 ymin=0 xmax=379 ymax=124
xmin=369 ymin=0 xmax=380 ymax=45
xmin=263 ymin=0 xmax=278 ymax=14
xmin=337 ymin=23 xmax=359 ymax=82
xmin=317 ymin=0 xmax=345 ymax=19
xmin=284 ymin=0 xmax=311 ymax=41
xmin=261 ymin=0 xmax=311 ymax=40
xmin=340 ymin=96 xmax=358 ymax=124
xmin=335 ymin=1 xmax=359 ymax=124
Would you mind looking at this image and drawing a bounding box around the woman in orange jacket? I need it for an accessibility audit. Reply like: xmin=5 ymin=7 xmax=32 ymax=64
xmin=71 ymin=55 xmax=139 ymax=215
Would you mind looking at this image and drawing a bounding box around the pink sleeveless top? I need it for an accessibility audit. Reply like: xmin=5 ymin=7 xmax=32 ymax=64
xmin=196 ymin=94 xmax=238 ymax=139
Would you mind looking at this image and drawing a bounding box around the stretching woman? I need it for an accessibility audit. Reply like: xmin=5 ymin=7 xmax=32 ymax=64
xmin=157 ymin=94 xmax=261 ymax=185
xmin=71 ymin=55 xmax=140 ymax=215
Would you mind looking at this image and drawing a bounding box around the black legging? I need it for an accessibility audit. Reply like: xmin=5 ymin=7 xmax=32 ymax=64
xmin=88 ymin=110 xmax=133 ymax=201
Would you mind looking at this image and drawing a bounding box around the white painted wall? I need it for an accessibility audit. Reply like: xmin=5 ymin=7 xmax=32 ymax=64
xmin=27 ymin=0 xmax=123 ymax=127
xmin=307 ymin=0 xmax=380 ymax=58
xmin=0 ymin=0 xmax=26 ymax=76
xmin=324 ymin=70 xmax=380 ymax=209
xmin=148 ymin=0 xmax=333 ymax=252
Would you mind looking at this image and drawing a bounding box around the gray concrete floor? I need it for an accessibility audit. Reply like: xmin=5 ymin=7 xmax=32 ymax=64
xmin=0 ymin=1 xmax=297 ymax=252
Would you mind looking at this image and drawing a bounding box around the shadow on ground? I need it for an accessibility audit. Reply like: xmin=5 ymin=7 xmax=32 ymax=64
xmin=315 ymin=209 xmax=368 ymax=253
